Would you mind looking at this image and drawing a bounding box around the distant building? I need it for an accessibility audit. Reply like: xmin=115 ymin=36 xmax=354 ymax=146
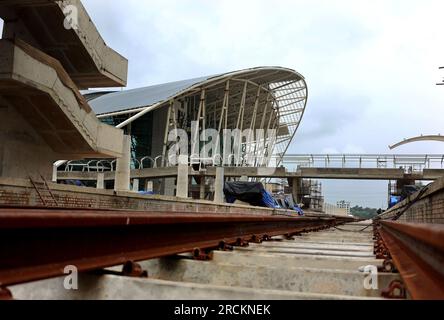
xmin=337 ymin=200 xmax=351 ymax=215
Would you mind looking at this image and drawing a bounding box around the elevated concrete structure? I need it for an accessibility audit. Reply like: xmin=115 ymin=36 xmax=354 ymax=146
xmin=0 ymin=0 xmax=128 ymax=179
xmin=57 ymin=166 xmax=444 ymax=181
xmin=294 ymin=167 xmax=444 ymax=180
xmin=114 ymin=135 xmax=131 ymax=191
xmin=0 ymin=0 xmax=128 ymax=88
xmin=0 ymin=39 xmax=124 ymax=158
xmin=0 ymin=39 xmax=124 ymax=178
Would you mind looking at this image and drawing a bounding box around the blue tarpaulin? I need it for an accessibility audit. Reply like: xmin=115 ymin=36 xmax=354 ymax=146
xmin=224 ymin=182 xmax=303 ymax=215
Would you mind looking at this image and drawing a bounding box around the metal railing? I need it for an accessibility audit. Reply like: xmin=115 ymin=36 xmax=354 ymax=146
xmin=280 ymin=154 xmax=444 ymax=172
xmin=61 ymin=154 xmax=444 ymax=174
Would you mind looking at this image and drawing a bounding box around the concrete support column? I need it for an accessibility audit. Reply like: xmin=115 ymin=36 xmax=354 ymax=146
xmin=132 ymin=179 xmax=139 ymax=192
xmin=176 ymin=163 xmax=189 ymax=199
xmin=214 ymin=167 xmax=225 ymax=204
xmin=200 ymin=177 xmax=206 ymax=200
xmin=145 ymin=180 xmax=153 ymax=192
xmin=164 ymin=178 xmax=176 ymax=196
xmin=292 ymin=178 xmax=302 ymax=205
xmin=115 ymin=135 xmax=131 ymax=192
xmin=97 ymin=173 xmax=105 ymax=189
xmin=52 ymin=164 xmax=58 ymax=183
xmin=395 ymin=179 xmax=416 ymax=197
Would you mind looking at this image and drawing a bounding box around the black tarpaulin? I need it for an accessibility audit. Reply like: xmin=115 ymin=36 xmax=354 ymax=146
xmin=223 ymin=182 xmax=265 ymax=206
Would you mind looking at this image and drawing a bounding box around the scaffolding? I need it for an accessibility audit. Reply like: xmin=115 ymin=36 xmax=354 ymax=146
xmin=300 ymin=180 xmax=324 ymax=211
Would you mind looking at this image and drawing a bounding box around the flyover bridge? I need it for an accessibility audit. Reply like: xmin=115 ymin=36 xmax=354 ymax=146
xmin=281 ymin=154 xmax=444 ymax=171
xmin=57 ymin=154 xmax=444 ymax=182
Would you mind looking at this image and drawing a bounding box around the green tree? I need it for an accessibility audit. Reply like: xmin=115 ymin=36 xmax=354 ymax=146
xmin=350 ymin=206 xmax=379 ymax=219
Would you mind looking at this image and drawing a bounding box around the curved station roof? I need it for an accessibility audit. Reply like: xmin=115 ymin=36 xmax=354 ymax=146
xmin=86 ymin=66 xmax=308 ymax=157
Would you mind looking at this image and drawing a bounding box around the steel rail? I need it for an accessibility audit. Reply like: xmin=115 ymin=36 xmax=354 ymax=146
xmin=378 ymin=221 xmax=444 ymax=300
xmin=0 ymin=207 xmax=352 ymax=287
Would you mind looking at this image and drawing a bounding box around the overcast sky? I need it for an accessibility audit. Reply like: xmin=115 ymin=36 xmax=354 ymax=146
xmin=83 ymin=0 xmax=444 ymax=208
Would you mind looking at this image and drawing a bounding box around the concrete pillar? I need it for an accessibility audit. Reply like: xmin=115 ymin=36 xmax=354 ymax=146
xmin=214 ymin=167 xmax=225 ymax=204
xmin=132 ymin=179 xmax=139 ymax=192
xmin=115 ymin=135 xmax=131 ymax=192
xmin=164 ymin=178 xmax=176 ymax=196
xmin=97 ymin=173 xmax=105 ymax=189
xmin=395 ymin=179 xmax=416 ymax=197
xmin=52 ymin=164 xmax=58 ymax=183
xmin=176 ymin=163 xmax=189 ymax=199
xmin=200 ymin=177 xmax=206 ymax=200
xmin=240 ymin=176 xmax=248 ymax=182
xmin=292 ymin=178 xmax=302 ymax=205
xmin=145 ymin=180 xmax=153 ymax=192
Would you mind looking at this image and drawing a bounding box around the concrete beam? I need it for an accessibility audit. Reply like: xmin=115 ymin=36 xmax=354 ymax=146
xmin=57 ymin=166 xmax=442 ymax=182
xmin=422 ymin=169 xmax=444 ymax=180
xmin=10 ymin=274 xmax=382 ymax=300
xmin=238 ymin=245 xmax=375 ymax=258
xmin=0 ymin=0 xmax=128 ymax=89
xmin=273 ymin=238 xmax=374 ymax=247
xmin=212 ymin=251 xmax=383 ymax=271
xmin=0 ymin=39 xmax=124 ymax=178
xmin=295 ymin=168 xmax=406 ymax=180
xmin=114 ymin=135 xmax=131 ymax=192
xmin=256 ymin=241 xmax=374 ymax=252
xmin=0 ymin=39 xmax=124 ymax=158
xmin=143 ymin=259 xmax=400 ymax=298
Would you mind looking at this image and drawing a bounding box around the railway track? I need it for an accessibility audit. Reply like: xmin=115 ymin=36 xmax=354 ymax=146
xmin=6 ymin=221 xmax=401 ymax=300
xmin=0 ymin=207 xmax=352 ymax=288
xmin=2 ymin=206 xmax=443 ymax=300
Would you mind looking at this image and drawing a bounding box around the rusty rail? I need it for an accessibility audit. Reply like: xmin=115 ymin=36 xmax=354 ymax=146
xmin=376 ymin=221 xmax=444 ymax=300
xmin=0 ymin=207 xmax=353 ymax=287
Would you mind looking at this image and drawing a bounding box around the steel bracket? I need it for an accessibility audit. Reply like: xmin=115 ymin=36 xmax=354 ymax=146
xmin=0 ymin=287 xmax=13 ymax=300
xmin=249 ymin=235 xmax=263 ymax=244
xmin=382 ymin=280 xmax=407 ymax=299
xmin=234 ymin=238 xmax=249 ymax=247
xmin=379 ymin=259 xmax=397 ymax=273
xmin=218 ymin=241 xmax=234 ymax=252
xmin=193 ymin=248 xmax=213 ymax=261
xmin=122 ymin=261 xmax=148 ymax=278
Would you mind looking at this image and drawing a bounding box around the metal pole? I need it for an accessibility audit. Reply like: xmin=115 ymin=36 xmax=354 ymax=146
xmin=162 ymin=102 xmax=172 ymax=167
xmin=215 ymin=81 xmax=230 ymax=162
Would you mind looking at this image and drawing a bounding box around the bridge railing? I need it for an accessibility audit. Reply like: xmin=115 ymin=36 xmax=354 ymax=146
xmin=280 ymin=154 xmax=444 ymax=172
xmin=60 ymin=154 xmax=444 ymax=174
